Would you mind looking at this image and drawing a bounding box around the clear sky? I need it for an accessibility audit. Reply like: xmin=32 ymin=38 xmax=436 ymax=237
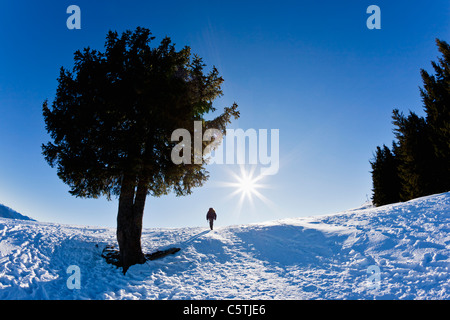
xmin=0 ymin=0 xmax=449 ymax=229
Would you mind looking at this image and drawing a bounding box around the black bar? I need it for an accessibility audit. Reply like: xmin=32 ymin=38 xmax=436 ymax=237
xmin=0 ymin=299 xmax=448 ymax=318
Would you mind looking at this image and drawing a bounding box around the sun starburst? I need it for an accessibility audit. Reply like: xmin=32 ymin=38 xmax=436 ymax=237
xmin=217 ymin=165 xmax=273 ymax=215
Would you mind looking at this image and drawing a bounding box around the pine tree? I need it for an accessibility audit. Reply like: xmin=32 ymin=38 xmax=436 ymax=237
xmin=42 ymin=27 xmax=239 ymax=273
xmin=370 ymin=144 xmax=401 ymax=206
xmin=392 ymin=109 xmax=438 ymax=201
xmin=419 ymin=39 xmax=450 ymax=192
xmin=370 ymin=38 xmax=450 ymax=206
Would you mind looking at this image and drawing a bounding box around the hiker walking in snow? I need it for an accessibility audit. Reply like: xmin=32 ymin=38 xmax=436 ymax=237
xmin=206 ymin=208 xmax=217 ymax=230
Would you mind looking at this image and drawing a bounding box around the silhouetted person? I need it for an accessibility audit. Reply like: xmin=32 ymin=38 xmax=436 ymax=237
xmin=206 ymin=208 xmax=217 ymax=230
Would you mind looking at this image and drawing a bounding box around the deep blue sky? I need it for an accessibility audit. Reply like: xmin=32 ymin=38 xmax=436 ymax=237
xmin=0 ymin=1 xmax=449 ymax=228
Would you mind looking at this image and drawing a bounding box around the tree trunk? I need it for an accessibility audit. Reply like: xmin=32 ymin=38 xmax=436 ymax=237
xmin=116 ymin=174 xmax=147 ymax=274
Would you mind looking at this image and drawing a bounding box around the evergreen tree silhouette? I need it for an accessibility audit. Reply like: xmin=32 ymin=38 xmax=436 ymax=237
xmin=371 ymin=39 xmax=450 ymax=206
xmin=42 ymin=27 xmax=239 ymax=273
xmin=370 ymin=144 xmax=401 ymax=206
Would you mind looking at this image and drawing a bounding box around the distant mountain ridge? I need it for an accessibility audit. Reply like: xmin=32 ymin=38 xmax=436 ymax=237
xmin=0 ymin=203 xmax=35 ymax=221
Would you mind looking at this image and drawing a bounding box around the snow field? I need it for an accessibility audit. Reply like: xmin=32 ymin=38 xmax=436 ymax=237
xmin=0 ymin=192 xmax=449 ymax=299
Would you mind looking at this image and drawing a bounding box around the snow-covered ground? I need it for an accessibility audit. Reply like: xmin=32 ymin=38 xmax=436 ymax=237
xmin=0 ymin=203 xmax=34 ymax=221
xmin=0 ymin=192 xmax=449 ymax=300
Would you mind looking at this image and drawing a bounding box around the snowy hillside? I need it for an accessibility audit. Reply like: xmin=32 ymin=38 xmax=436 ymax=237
xmin=0 ymin=192 xmax=449 ymax=300
xmin=0 ymin=203 xmax=35 ymax=221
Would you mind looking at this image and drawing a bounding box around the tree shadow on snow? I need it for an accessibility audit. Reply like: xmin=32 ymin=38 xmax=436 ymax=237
xmin=180 ymin=230 xmax=211 ymax=246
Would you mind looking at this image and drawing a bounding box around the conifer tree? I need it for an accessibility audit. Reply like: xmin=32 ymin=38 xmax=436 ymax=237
xmin=370 ymin=144 xmax=401 ymax=206
xmin=392 ymin=110 xmax=437 ymax=201
xmin=419 ymin=39 xmax=450 ymax=192
xmin=370 ymin=39 xmax=450 ymax=206
xmin=42 ymin=27 xmax=239 ymax=273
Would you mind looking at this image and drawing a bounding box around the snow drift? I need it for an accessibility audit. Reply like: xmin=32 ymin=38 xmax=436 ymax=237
xmin=0 ymin=203 xmax=35 ymax=221
xmin=0 ymin=192 xmax=449 ymax=300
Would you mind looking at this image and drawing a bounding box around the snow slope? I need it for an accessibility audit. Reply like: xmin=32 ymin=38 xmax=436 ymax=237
xmin=0 ymin=192 xmax=449 ymax=300
xmin=0 ymin=203 xmax=35 ymax=221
